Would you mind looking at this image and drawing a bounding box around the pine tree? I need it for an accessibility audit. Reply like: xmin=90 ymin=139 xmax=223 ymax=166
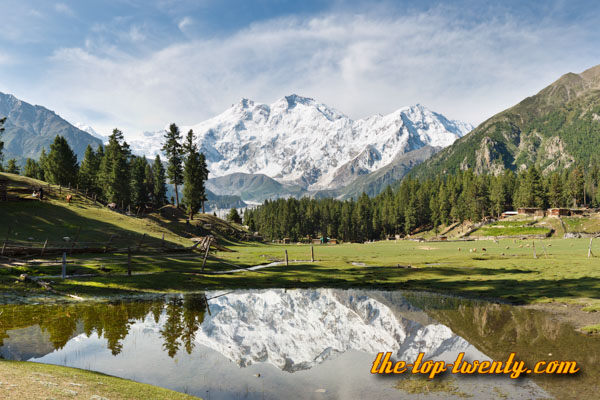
xmin=23 ymin=158 xmax=40 ymax=178
xmin=227 ymin=208 xmax=242 ymax=224
xmin=78 ymin=145 xmax=102 ymax=196
xmin=5 ymin=158 xmax=20 ymax=174
xmin=99 ymin=129 xmax=131 ymax=206
xmin=131 ymin=156 xmax=149 ymax=210
xmin=182 ymin=129 xmax=207 ymax=220
xmin=37 ymin=148 xmax=48 ymax=181
xmin=162 ymin=123 xmax=183 ymax=208
xmin=152 ymin=154 xmax=167 ymax=208
xmin=0 ymin=116 xmax=5 ymax=164
xmin=548 ymin=172 xmax=564 ymax=207
xmin=489 ymin=176 xmax=506 ymax=217
xmin=355 ymin=192 xmax=373 ymax=241
xmin=567 ymin=166 xmax=584 ymax=207
xmin=44 ymin=135 xmax=78 ymax=186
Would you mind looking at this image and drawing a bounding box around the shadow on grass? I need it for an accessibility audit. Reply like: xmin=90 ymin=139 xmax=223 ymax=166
xmin=54 ymin=261 xmax=600 ymax=305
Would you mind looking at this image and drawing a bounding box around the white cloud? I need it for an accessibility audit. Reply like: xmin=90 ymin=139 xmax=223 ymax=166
xmin=178 ymin=16 xmax=193 ymax=32
xmin=37 ymin=9 xmax=600 ymax=137
xmin=54 ymin=3 xmax=75 ymax=17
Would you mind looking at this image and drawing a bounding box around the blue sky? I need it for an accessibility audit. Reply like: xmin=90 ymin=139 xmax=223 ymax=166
xmin=1 ymin=0 xmax=600 ymax=137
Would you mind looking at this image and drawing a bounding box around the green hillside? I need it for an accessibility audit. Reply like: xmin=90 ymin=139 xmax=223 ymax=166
xmin=0 ymin=92 xmax=102 ymax=163
xmin=411 ymin=64 xmax=600 ymax=178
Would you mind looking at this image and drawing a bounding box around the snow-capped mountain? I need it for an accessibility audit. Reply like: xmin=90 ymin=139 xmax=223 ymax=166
xmin=74 ymin=122 xmax=108 ymax=143
xmin=136 ymin=95 xmax=472 ymax=190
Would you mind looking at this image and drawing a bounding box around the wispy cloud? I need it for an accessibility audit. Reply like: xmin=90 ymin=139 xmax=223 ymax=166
xmin=54 ymin=2 xmax=75 ymax=17
xmin=178 ymin=16 xmax=193 ymax=32
xmin=32 ymin=7 xmax=600 ymax=136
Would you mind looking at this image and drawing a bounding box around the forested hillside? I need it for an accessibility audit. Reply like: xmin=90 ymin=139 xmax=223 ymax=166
xmin=411 ymin=64 xmax=600 ymax=178
xmin=245 ymin=164 xmax=598 ymax=242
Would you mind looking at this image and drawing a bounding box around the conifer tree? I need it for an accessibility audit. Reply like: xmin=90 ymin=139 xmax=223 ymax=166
xmin=152 ymin=154 xmax=167 ymax=208
xmin=567 ymin=166 xmax=584 ymax=207
xmin=44 ymin=135 xmax=78 ymax=186
xmin=78 ymin=145 xmax=102 ymax=196
xmin=131 ymin=156 xmax=149 ymax=210
xmin=37 ymin=148 xmax=48 ymax=181
xmin=0 ymin=116 xmax=5 ymax=164
xmin=182 ymin=129 xmax=206 ymax=220
xmin=5 ymin=158 xmax=20 ymax=174
xmin=548 ymin=172 xmax=564 ymax=207
xmin=162 ymin=123 xmax=183 ymax=208
xmin=23 ymin=158 xmax=41 ymax=178
xmin=227 ymin=208 xmax=242 ymax=224
xmin=99 ymin=129 xmax=131 ymax=206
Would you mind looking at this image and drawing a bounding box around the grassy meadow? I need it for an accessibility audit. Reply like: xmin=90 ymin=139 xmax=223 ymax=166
xmin=1 ymin=171 xmax=600 ymax=315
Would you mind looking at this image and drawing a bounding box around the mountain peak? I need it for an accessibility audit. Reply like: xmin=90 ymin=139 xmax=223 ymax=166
xmin=277 ymin=94 xmax=315 ymax=109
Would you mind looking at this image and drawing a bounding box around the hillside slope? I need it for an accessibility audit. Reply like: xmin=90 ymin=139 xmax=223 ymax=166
xmin=0 ymin=92 xmax=102 ymax=162
xmin=411 ymin=64 xmax=600 ymax=178
xmin=0 ymin=173 xmax=247 ymax=250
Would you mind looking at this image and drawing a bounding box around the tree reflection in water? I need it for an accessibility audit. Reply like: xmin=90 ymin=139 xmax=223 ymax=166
xmin=0 ymin=294 xmax=207 ymax=358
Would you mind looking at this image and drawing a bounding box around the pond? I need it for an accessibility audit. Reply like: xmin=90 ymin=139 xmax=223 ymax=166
xmin=0 ymin=289 xmax=598 ymax=399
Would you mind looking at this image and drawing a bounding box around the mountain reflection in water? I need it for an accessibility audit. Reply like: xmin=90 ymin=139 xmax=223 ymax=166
xmin=0 ymin=289 xmax=595 ymax=399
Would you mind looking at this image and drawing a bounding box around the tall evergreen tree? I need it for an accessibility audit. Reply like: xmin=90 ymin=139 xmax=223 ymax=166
xmin=567 ymin=166 xmax=584 ymax=207
xmin=5 ymin=158 xmax=20 ymax=174
xmin=44 ymin=135 xmax=78 ymax=186
xmin=99 ymin=129 xmax=131 ymax=206
xmin=226 ymin=208 xmax=242 ymax=224
xmin=23 ymin=158 xmax=41 ymax=179
xmin=548 ymin=172 xmax=564 ymax=207
xmin=182 ymin=130 xmax=209 ymax=220
xmin=78 ymin=144 xmax=102 ymax=196
xmin=0 ymin=116 xmax=5 ymax=165
xmin=152 ymin=154 xmax=167 ymax=208
xmin=131 ymin=156 xmax=149 ymax=210
xmin=37 ymin=148 xmax=48 ymax=181
xmin=162 ymin=123 xmax=183 ymax=208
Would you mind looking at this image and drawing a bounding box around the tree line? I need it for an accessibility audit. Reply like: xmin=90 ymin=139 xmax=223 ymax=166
xmin=244 ymin=165 xmax=599 ymax=242
xmin=10 ymin=123 xmax=209 ymax=219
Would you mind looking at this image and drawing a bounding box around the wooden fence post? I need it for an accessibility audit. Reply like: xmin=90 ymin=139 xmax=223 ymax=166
xmin=127 ymin=247 xmax=132 ymax=276
xmin=589 ymin=237 xmax=594 ymax=258
xmin=311 ymin=245 xmax=314 ymax=262
xmin=61 ymin=252 xmax=67 ymax=279
xmin=532 ymin=240 xmax=537 ymax=259
xmin=41 ymin=239 xmax=48 ymax=257
xmin=285 ymin=249 xmax=289 ymax=266
xmin=137 ymin=233 xmax=146 ymax=251
xmin=201 ymin=237 xmax=211 ymax=272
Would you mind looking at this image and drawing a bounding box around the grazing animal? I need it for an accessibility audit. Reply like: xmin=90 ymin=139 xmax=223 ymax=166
xmin=481 ymin=248 xmax=487 ymax=252
xmin=66 ymin=194 xmax=73 ymax=204
xmin=108 ymin=202 xmax=117 ymax=210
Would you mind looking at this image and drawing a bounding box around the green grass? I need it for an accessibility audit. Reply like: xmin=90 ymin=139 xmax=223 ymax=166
xmin=394 ymin=377 xmax=470 ymax=397
xmin=2 ymin=173 xmax=600 ymax=309
xmin=17 ymin=238 xmax=593 ymax=309
xmin=582 ymin=324 xmax=600 ymax=334
xmin=563 ymin=216 xmax=600 ymax=233
xmin=0 ymin=360 xmax=198 ymax=399
xmin=472 ymin=226 xmax=551 ymax=237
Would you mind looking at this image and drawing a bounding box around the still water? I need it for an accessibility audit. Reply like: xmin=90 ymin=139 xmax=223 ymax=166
xmin=0 ymin=289 xmax=598 ymax=399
